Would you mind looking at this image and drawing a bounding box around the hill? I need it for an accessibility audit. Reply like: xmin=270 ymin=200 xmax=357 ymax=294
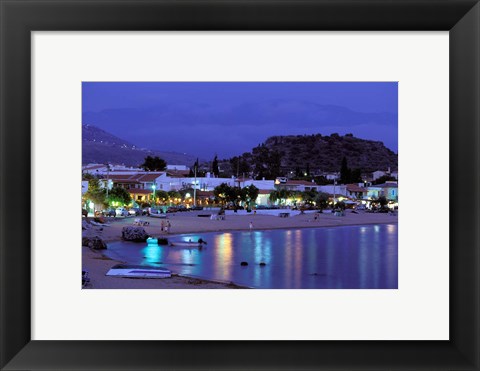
xmin=82 ymin=125 xmax=199 ymax=167
xmin=222 ymin=133 xmax=397 ymax=178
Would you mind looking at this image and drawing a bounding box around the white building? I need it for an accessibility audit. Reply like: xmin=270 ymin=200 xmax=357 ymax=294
xmin=324 ymin=172 xmax=340 ymax=181
xmin=166 ymin=164 xmax=189 ymax=171
xmin=318 ymin=184 xmax=347 ymax=196
xmin=275 ymin=179 xmax=321 ymax=192
xmin=82 ymin=163 xmax=142 ymax=175
xmin=235 ymin=177 xmax=275 ymax=191
xmin=372 ymin=168 xmax=398 ymax=181
xmin=372 ymin=170 xmax=387 ymax=181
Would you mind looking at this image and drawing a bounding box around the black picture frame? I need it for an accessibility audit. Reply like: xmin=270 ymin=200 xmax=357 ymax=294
xmin=1 ymin=1 xmax=479 ymax=370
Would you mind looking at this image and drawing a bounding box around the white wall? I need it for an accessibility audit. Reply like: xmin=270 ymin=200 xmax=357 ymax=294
xmin=318 ymin=184 xmax=347 ymax=196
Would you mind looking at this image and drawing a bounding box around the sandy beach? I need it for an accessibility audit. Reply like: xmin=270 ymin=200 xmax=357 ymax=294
xmin=82 ymin=209 xmax=398 ymax=289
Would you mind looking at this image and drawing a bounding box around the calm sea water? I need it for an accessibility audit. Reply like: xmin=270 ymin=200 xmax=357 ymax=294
xmin=105 ymin=224 xmax=398 ymax=289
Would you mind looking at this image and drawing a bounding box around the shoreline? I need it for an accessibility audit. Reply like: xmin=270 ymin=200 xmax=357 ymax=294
xmin=85 ymin=210 xmax=398 ymax=243
xmin=165 ymin=219 xmax=398 ymax=238
xmin=82 ymin=211 xmax=398 ymax=289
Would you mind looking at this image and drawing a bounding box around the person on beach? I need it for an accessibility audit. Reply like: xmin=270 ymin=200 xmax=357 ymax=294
xmin=249 ymin=221 xmax=253 ymax=231
xmin=161 ymin=220 xmax=165 ymax=232
xmin=166 ymin=220 xmax=171 ymax=234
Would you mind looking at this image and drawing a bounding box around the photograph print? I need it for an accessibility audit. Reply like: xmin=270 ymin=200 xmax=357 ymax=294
xmin=81 ymin=82 xmax=398 ymax=289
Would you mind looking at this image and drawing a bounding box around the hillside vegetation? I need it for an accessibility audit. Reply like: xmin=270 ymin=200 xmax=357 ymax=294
xmin=223 ymin=133 xmax=397 ymax=179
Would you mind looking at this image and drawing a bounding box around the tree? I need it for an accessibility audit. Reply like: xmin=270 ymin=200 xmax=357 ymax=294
xmin=245 ymin=184 xmax=260 ymax=202
xmin=269 ymin=189 xmax=293 ymax=205
xmin=302 ymin=189 xmax=317 ymax=205
xmin=154 ymin=190 xmax=169 ymax=204
xmin=242 ymin=184 xmax=259 ymax=206
xmin=140 ymin=156 xmax=167 ymax=171
xmin=268 ymin=190 xmax=280 ymax=204
xmin=378 ymin=195 xmax=388 ymax=209
xmin=82 ymin=172 xmax=94 ymax=181
xmin=313 ymin=176 xmax=333 ymax=185
xmin=340 ymin=157 xmax=351 ymax=184
xmin=315 ymin=192 xmax=330 ymax=211
xmin=230 ymin=156 xmax=251 ymax=177
xmin=213 ymin=183 xmax=243 ymax=206
xmin=295 ymin=166 xmax=302 ymax=178
xmin=167 ymin=190 xmax=181 ymax=204
xmin=339 ymin=157 xmax=362 ymax=184
xmin=214 ymin=183 xmax=233 ymax=205
xmin=188 ymin=158 xmax=198 ymax=177
xmin=212 ymin=155 xmax=219 ymax=177
xmin=179 ymin=187 xmax=195 ymax=199
xmin=335 ymin=201 xmax=346 ymax=210
xmin=350 ymin=168 xmax=362 ymax=183
xmin=252 ymin=146 xmax=283 ymax=180
xmin=267 ymin=150 xmax=283 ymax=179
xmin=84 ymin=178 xmax=106 ymax=208
xmin=373 ymin=175 xmax=397 ymax=185
xmin=106 ymin=186 xmax=132 ymax=206
xmin=189 ymin=158 xmax=206 ymax=177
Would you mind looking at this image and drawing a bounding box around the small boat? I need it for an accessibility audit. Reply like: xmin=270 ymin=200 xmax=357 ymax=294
xmin=149 ymin=212 xmax=167 ymax=219
xmin=170 ymin=240 xmax=207 ymax=247
xmin=106 ymin=264 xmax=171 ymax=278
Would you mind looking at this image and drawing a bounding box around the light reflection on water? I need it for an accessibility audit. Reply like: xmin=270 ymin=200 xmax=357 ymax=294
xmin=105 ymin=224 xmax=398 ymax=289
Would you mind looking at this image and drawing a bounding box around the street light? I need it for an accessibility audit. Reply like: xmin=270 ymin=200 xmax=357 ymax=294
xmin=152 ymin=184 xmax=156 ymax=206
xmin=333 ymin=179 xmax=337 ymax=208
xmin=105 ymin=163 xmax=111 ymax=205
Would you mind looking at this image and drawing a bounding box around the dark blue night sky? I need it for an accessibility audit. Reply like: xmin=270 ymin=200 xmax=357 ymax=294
xmin=82 ymin=82 xmax=398 ymax=160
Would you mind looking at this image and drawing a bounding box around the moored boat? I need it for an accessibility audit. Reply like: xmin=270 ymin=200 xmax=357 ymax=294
xmin=149 ymin=212 xmax=167 ymax=218
xmin=169 ymin=239 xmax=207 ymax=247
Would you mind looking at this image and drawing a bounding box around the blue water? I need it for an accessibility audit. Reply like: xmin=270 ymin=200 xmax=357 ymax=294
xmin=105 ymin=224 xmax=398 ymax=289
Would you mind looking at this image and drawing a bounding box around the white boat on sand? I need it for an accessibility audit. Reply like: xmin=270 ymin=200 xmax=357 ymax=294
xmin=106 ymin=264 xmax=171 ymax=278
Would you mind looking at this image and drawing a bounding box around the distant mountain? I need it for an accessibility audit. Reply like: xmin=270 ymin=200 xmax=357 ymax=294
xmin=82 ymin=125 xmax=199 ymax=167
xmin=221 ymin=133 xmax=398 ymax=178
xmin=83 ymin=100 xmax=398 ymax=159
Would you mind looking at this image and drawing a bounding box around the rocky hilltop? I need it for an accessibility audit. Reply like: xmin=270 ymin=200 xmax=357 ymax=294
xmin=223 ymin=133 xmax=397 ymax=178
xmin=267 ymin=133 xmax=397 ymax=171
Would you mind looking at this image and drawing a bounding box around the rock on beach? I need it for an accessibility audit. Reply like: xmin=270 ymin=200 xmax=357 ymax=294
xmin=82 ymin=236 xmax=107 ymax=250
xmin=121 ymin=226 xmax=149 ymax=242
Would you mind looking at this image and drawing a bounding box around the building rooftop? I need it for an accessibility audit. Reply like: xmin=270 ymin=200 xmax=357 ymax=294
xmin=258 ymin=189 xmax=272 ymax=195
xmin=128 ymin=189 xmax=153 ymax=195
xmin=374 ymin=182 xmax=398 ymax=188
xmin=279 ymin=180 xmax=317 ymax=186
xmin=136 ymin=173 xmax=165 ymax=182
xmin=346 ymin=184 xmax=368 ymax=192
xmin=166 ymin=170 xmax=190 ymax=177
